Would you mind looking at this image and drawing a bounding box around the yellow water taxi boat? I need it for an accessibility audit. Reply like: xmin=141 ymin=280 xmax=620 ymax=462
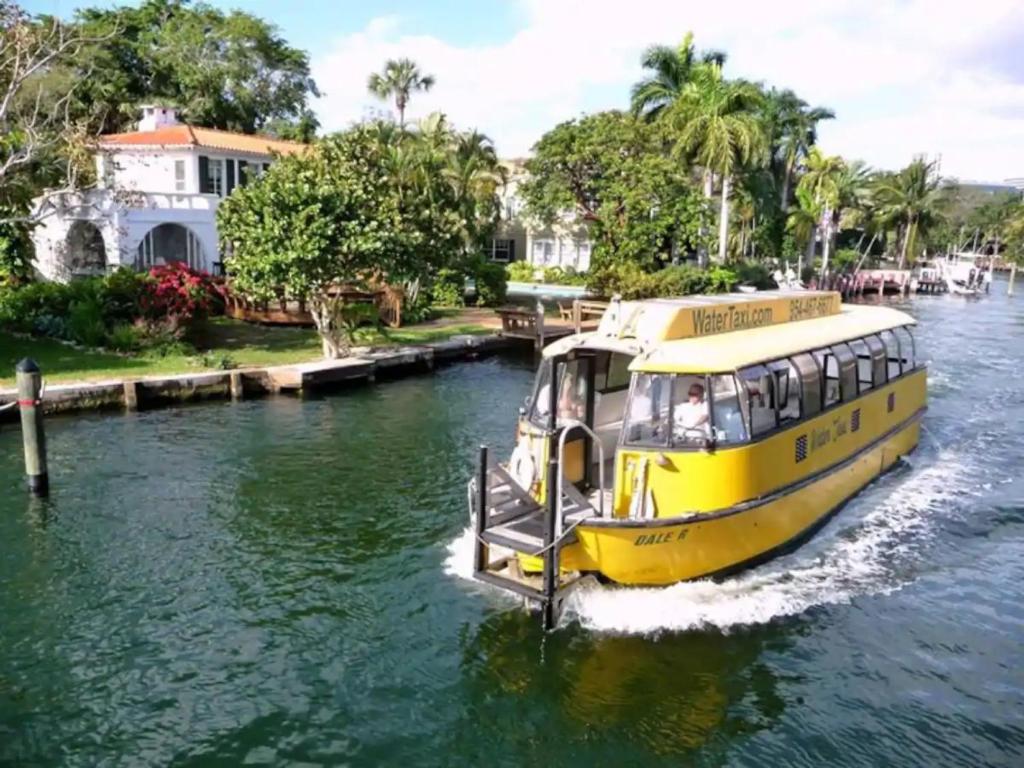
xmin=469 ymin=290 xmax=926 ymax=627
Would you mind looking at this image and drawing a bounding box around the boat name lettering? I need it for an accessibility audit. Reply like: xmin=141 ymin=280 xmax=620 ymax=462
xmin=691 ymin=305 xmax=774 ymax=336
xmin=788 ymin=296 xmax=834 ymax=321
xmin=633 ymin=529 xmax=688 ymax=546
xmin=809 ymin=416 xmax=849 ymax=453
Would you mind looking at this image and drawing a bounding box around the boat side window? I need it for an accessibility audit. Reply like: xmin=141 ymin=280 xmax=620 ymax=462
xmin=528 ymin=358 xmax=553 ymax=426
xmin=709 ymin=374 xmax=749 ymax=445
xmin=604 ymin=352 xmax=633 ymax=392
xmin=769 ymin=359 xmax=802 ymax=423
xmin=592 ymin=352 xmax=631 ymax=394
xmin=738 ymin=365 xmax=777 ymax=437
xmin=848 ymin=337 xmax=874 ymax=393
xmin=864 ymin=334 xmax=887 ymax=386
xmin=831 ymin=342 xmax=858 ymax=402
xmin=880 ymin=329 xmax=902 ymax=379
xmin=529 ymin=358 xmax=587 ymax=427
xmin=894 ymin=326 xmax=916 ymax=372
xmin=812 ymin=347 xmax=841 ymax=408
xmin=623 ymin=373 xmax=671 ymax=447
xmin=791 ymin=352 xmax=821 ymax=418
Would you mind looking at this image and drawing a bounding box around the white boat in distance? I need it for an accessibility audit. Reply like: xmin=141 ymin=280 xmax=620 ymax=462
xmin=916 ymin=252 xmax=992 ymax=296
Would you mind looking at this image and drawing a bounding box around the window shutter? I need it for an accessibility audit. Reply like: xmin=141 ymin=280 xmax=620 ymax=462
xmin=508 ymin=240 xmax=515 ymax=261
xmin=198 ymin=155 xmax=211 ymax=194
xmin=238 ymin=160 xmax=249 ymax=186
xmin=225 ymin=159 xmax=236 ymax=195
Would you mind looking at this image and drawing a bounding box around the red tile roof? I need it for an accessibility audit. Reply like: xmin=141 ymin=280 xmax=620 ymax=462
xmin=98 ymin=125 xmax=306 ymax=156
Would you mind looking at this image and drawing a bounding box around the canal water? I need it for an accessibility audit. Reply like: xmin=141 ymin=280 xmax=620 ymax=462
xmin=1 ymin=285 xmax=1022 ymax=767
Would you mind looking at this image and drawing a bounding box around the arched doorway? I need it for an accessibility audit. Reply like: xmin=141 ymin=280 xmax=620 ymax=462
xmin=64 ymin=221 xmax=107 ymax=276
xmin=136 ymin=224 xmax=205 ymax=270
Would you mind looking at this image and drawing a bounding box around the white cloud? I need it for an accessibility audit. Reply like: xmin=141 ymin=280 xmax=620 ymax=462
xmin=312 ymin=0 xmax=1024 ymax=181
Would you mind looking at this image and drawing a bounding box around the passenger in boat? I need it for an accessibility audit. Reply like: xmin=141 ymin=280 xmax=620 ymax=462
xmin=558 ymin=371 xmax=585 ymax=421
xmin=674 ymin=382 xmax=709 ymax=439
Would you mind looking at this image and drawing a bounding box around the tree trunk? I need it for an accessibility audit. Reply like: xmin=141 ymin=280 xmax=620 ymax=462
xmin=820 ymin=213 xmax=832 ymax=279
xmin=780 ymin=159 xmax=793 ymax=209
xmin=310 ymin=293 xmax=351 ymax=359
xmin=800 ymin=225 xmax=815 ymax=281
xmin=898 ymin=218 xmax=915 ymax=270
xmin=717 ymin=175 xmax=731 ymax=265
xmin=697 ymin=170 xmax=714 ymax=268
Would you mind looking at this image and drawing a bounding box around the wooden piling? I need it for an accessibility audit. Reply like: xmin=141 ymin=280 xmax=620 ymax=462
xmin=15 ymin=359 xmax=48 ymax=496
xmin=229 ymin=371 xmax=244 ymax=400
xmin=123 ymin=380 xmax=139 ymax=411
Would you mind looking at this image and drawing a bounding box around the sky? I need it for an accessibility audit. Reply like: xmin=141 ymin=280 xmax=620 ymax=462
xmin=25 ymin=0 xmax=1024 ymax=183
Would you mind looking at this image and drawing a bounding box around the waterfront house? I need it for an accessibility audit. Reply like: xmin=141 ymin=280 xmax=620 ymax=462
xmin=31 ymin=105 xmax=305 ymax=280
xmin=490 ymin=160 xmax=593 ymax=272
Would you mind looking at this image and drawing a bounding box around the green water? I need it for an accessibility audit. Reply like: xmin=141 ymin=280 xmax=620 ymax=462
xmin=1 ymin=290 xmax=1023 ymax=766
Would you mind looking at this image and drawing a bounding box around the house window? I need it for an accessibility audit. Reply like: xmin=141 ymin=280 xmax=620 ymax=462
xmin=531 ymin=239 xmax=555 ymax=265
xmin=199 ymin=156 xmax=224 ymax=196
xmin=490 ymin=239 xmax=514 ymax=263
xmin=174 ymin=159 xmax=186 ymax=192
xmin=576 ymin=241 xmax=591 ymax=270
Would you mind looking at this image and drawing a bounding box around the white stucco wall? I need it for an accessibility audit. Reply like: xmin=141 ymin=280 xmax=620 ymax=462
xmin=97 ymin=149 xmax=199 ymax=195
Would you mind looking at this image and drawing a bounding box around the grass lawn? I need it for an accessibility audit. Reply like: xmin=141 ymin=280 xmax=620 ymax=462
xmin=0 ymin=316 xmax=492 ymax=387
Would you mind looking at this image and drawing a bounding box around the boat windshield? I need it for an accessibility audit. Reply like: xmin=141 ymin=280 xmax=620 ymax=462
xmin=622 ymin=372 xmax=749 ymax=447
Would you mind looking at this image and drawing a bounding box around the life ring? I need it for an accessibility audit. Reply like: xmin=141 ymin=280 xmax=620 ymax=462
xmin=509 ymin=440 xmax=536 ymax=490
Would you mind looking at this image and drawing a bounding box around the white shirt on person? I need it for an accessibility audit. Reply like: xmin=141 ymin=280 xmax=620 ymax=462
xmin=674 ymin=398 xmax=709 ymax=435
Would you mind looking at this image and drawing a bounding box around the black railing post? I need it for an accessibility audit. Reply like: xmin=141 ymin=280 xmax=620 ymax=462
xmin=474 ymin=445 xmax=489 ymax=574
xmin=542 ymin=455 xmax=559 ymax=630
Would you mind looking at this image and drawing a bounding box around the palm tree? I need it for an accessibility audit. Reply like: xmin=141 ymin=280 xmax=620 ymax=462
xmin=673 ymin=65 xmax=767 ymax=264
xmin=796 ymin=148 xmax=848 ymax=276
xmin=445 ymin=130 xmax=507 ymax=253
xmin=787 ymin=188 xmax=821 ymax=279
xmin=367 ymin=58 xmax=436 ymax=128
xmin=777 ymin=101 xmax=835 ymax=209
xmin=873 ymin=158 xmax=947 ymax=269
xmin=631 ymin=32 xmax=726 ymax=121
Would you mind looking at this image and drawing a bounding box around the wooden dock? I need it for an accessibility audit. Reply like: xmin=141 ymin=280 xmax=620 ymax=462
xmin=0 ymin=334 xmax=514 ymax=420
xmin=495 ymin=300 xmax=607 ymax=350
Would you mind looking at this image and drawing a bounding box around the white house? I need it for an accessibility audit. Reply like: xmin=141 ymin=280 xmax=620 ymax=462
xmin=490 ymin=160 xmax=593 ymax=272
xmin=31 ymin=105 xmax=305 ymax=280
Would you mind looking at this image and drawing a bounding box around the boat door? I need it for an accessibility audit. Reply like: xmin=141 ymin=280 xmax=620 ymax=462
xmin=549 ymin=352 xmax=596 ymax=490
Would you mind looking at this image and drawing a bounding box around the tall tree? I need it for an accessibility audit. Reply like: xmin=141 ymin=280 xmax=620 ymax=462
xmin=630 ymin=32 xmax=726 ymax=121
xmin=367 ymin=58 xmax=435 ymax=128
xmin=672 ymin=65 xmax=767 ymax=264
xmin=873 ymin=157 xmax=947 ymax=269
xmin=67 ymin=0 xmax=319 ymax=135
xmin=796 ymin=148 xmax=847 ymax=276
xmin=522 ymin=111 xmax=704 ymax=271
xmin=774 ymin=97 xmax=834 ymax=209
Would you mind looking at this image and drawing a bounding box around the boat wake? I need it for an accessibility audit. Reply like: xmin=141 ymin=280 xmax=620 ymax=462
xmin=445 ymin=448 xmax=979 ymax=634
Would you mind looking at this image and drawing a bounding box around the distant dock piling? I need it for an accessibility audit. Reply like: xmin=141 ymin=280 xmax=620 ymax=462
xmin=15 ymin=359 xmax=48 ymax=497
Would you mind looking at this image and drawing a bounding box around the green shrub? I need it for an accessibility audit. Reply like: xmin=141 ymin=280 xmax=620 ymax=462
xmin=734 ymin=261 xmax=777 ymax=289
xmin=586 ymin=261 xmax=656 ymax=299
xmin=102 ymin=268 xmax=148 ymax=325
xmin=107 ymin=322 xmax=143 ymax=352
xmin=472 ymin=260 xmax=508 ymax=307
xmin=68 ymin=296 xmax=108 ymax=347
xmin=401 ymin=290 xmax=434 ymax=325
xmin=431 ymin=268 xmax=466 ymax=307
xmin=505 ymin=261 xmax=536 ymax=282
xmin=0 ymin=281 xmax=76 ymax=331
xmin=541 ymin=265 xmax=588 ymax=286
xmin=651 ymin=264 xmax=711 ymax=296
xmin=705 ymin=266 xmax=738 ymax=293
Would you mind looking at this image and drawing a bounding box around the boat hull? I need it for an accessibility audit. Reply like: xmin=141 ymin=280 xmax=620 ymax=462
xmin=561 ymin=413 xmax=921 ymax=585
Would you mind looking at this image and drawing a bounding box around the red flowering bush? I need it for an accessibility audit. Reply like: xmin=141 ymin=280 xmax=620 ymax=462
xmin=140 ymin=262 xmax=226 ymax=324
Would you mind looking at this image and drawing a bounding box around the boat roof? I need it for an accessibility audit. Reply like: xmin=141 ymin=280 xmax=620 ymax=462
xmin=542 ymin=290 xmax=844 ymax=359
xmin=631 ymin=304 xmax=916 ymax=374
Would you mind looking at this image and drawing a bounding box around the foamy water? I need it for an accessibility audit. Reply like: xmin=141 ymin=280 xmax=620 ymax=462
xmin=444 ymin=448 xmax=979 ymax=634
